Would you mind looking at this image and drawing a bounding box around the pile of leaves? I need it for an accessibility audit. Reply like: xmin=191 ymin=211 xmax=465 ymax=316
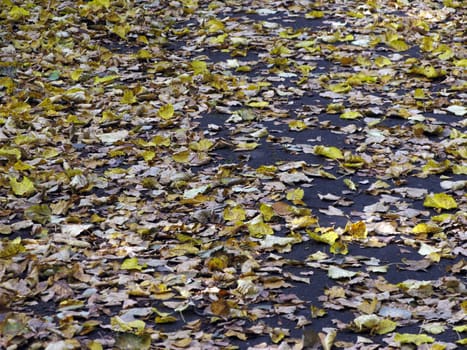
xmin=0 ymin=0 xmax=465 ymax=349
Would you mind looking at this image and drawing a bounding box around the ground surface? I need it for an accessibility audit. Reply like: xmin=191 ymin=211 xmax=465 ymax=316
xmin=0 ymin=1 xmax=466 ymax=349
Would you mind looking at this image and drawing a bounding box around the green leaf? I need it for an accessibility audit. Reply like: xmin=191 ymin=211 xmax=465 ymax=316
xmin=423 ymin=193 xmax=457 ymax=210
xmin=48 ymin=70 xmax=60 ymax=81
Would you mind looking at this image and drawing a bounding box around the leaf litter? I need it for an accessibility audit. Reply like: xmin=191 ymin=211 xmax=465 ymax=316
xmin=0 ymin=0 xmax=465 ymax=349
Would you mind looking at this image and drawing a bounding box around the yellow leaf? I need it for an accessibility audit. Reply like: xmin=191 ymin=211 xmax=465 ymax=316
xmin=140 ymin=150 xmax=156 ymax=162
xmin=111 ymin=316 xmax=146 ymax=334
xmin=135 ymin=49 xmax=152 ymax=59
xmin=0 ymin=146 xmax=21 ymax=160
xmin=13 ymin=160 xmax=34 ymax=171
xmin=314 ymin=145 xmax=344 ymax=160
xmin=340 ymin=110 xmax=362 ymax=119
xmin=112 ymin=23 xmax=131 ymax=40
xmin=452 ymin=164 xmax=467 ymax=175
xmin=420 ymin=36 xmax=434 ymax=52
xmin=172 ymin=150 xmax=191 ymax=163
xmin=345 ymin=221 xmax=367 ymax=240
xmin=223 ymin=205 xmax=246 ymax=222
xmin=414 ymin=88 xmax=426 ymax=99
xmin=286 ymin=188 xmax=305 ymax=205
xmin=155 ymin=315 xmax=178 ymax=324
xmin=454 ymin=58 xmax=467 ymax=67
xmin=412 ymin=223 xmax=440 ymax=235
xmin=246 ymin=101 xmax=269 ymax=108
xmin=288 ymin=120 xmax=307 ymax=131
xmin=158 ymin=104 xmax=174 ymax=119
xmin=435 ymin=45 xmax=454 ymax=60
xmin=248 ymin=221 xmax=274 ymax=238
xmin=256 ymin=165 xmax=277 ymax=176
xmin=189 ymin=139 xmax=214 ymax=152
xmin=93 ymin=75 xmax=119 ymax=85
xmin=330 ymin=240 xmax=348 ymax=255
xmin=87 ymin=0 xmax=110 ymax=9
xmin=374 ymin=56 xmax=392 ymax=67
xmin=9 ymin=176 xmax=35 ymax=196
xmin=343 ymin=153 xmax=365 ymax=169
xmin=191 ymin=60 xmax=207 ymax=75
xmin=206 ymin=19 xmax=225 ymax=33
xmin=343 ymin=178 xmax=357 ymax=191
xmin=387 ymin=39 xmax=409 ymax=51
xmin=209 ymin=33 xmax=228 ymax=45
xmin=423 ymin=193 xmax=457 ymax=210
xmin=70 ymin=69 xmax=83 ymax=81
xmin=319 ymin=328 xmax=336 ymax=350
xmin=308 ymin=228 xmax=339 ymax=245
xmin=260 ymin=203 xmax=275 ymax=221
xmin=120 ymin=89 xmax=137 ymax=104
xmin=88 ymin=341 xmax=103 ymax=350
xmin=394 ymin=333 xmax=434 ymax=346
xmin=0 ymin=77 xmax=15 ymax=93
xmin=0 ymin=237 xmax=25 ymax=258
xmin=235 ymin=142 xmax=259 ymax=151
xmin=453 ymin=325 xmax=467 ymax=332
xmin=353 ymin=315 xmax=397 ymax=335
xmin=328 ymin=83 xmax=352 ymax=93
xmin=207 ymin=255 xmax=229 ymax=271
xmin=289 ymin=216 xmax=317 ymax=229
xmin=8 ymin=6 xmax=29 ymax=20
xmin=305 ymin=10 xmax=325 ymax=18
xmin=121 ymin=257 xmax=146 ymax=271
xmin=271 ymin=328 xmax=287 ymax=344
xmin=410 ymin=65 xmax=445 ymax=79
